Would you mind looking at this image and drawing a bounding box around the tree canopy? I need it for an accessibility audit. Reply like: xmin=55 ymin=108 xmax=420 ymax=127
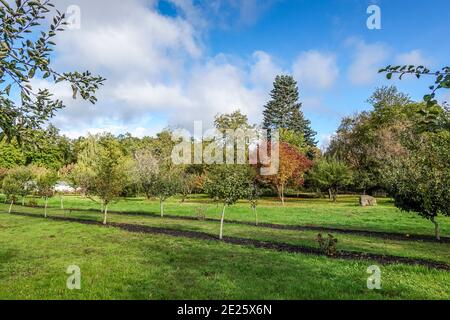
xmin=307 ymin=158 xmax=352 ymax=202
xmin=0 ymin=0 xmax=105 ymax=143
xmin=205 ymin=164 xmax=254 ymax=239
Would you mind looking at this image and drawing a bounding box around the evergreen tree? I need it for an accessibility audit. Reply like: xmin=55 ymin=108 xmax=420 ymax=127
xmin=262 ymin=75 xmax=317 ymax=146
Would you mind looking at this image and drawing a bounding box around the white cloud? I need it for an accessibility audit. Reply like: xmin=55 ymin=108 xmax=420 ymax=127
xmin=62 ymin=123 xmax=167 ymax=140
xmin=395 ymin=49 xmax=432 ymax=67
xmin=250 ymin=51 xmax=283 ymax=89
xmin=34 ymin=0 xmax=337 ymax=140
xmin=37 ymin=0 xmax=285 ymax=137
xmin=347 ymin=39 xmax=389 ymax=85
xmin=113 ymin=82 xmax=192 ymax=111
xmin=54 ymin=0 xmax=201 ymax=80
xmin=319 ymin=133 xmax=333 ymax=152
xmin=176 ymin=57 xmax=267 ymax=127
xmin=42 ymin=0 xmax=199 ymax=135
xmin=292 ymin=50 xmax=339 ymax=89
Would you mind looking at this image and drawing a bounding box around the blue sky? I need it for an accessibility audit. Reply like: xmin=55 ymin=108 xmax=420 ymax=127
xmin=191 ymin=0 xmax=450 ymax=146
xmin=36 ymin=0 xmax=450 ymax=147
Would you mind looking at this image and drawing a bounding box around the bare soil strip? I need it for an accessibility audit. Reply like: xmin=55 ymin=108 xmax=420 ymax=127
xmin=24 ymin=204 xmax=450 ymax=244
xmin=6 ymin=211 xmax=450 ymax=271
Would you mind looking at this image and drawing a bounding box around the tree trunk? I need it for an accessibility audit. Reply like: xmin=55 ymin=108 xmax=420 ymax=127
xmin=60 ymin=196 xmax=64 ymax=210
xmin=22 ymin=197 xmax=25 ymax=206
xmin=280 ymin=184 xmax=285 ymax=206
xmin=332 ymin=188 xmax=338 ymax=203
xmin=8 ymin=200 xmax=13 ymax=214
xmin=253 ymin=206 xmax=258 ymax=226
xmin=431 ymin=217 xmax=440 ymax=241
xmin=103 ymin=203 xmax=108 ymax=225
xmin=44 ymin=197 xmax=48 ymax=218
xmin=328 ymin=188 xmax=332 ymax=200
xmin=160 ymin=199 xmax=164 ymax=218
xmin=219 ymin=204 xmax=226 ymax=240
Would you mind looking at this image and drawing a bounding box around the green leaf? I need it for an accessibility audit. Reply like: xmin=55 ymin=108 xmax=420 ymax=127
xmin=5 ymin=84 xmax=11 ymax=95
xmin=0 ymin=0 xmax=11 ymax=9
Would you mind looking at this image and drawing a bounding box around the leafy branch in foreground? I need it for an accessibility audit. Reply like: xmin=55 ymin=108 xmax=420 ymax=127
xmin=379 ymin=65 xmax=450 ymax=106
xmin=0 ymin=0 xmax=105 ymax=142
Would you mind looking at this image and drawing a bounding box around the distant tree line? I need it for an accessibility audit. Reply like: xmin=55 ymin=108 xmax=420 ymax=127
xmin=1 ymin=75 xmax=448 ymax=239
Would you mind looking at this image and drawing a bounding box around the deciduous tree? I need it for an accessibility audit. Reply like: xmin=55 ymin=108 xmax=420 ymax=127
xmin=1 ymin=170 xmax=22 ymax=212
xmin=132 ymin=148 xmax=159 ymax=199
xmin=152 ymin=168 xmax=181 ymax=217
xmin=247 ymin=181 xmax=261 ymax=226
xmin=179 ymin=172 xmax=198 ymax=202
xmin=0 ymin=0 xmax=105 ymax=143
xmin=306 ymin=158 xmax=352 ymax=202
xmin=77 ymin=134 xmax=131 ymax=224
xmin=380 ymin=65 xmax=449 ymax=107
xmin=259 ymin=142 xmax=311 ymax=205
xmin=205 ymin=165 xmax=253 ymax=239
xmin=35 ymin=168 xmax=57 ymax=217
xmin=385 ymin=131 xmax=449 ymax=240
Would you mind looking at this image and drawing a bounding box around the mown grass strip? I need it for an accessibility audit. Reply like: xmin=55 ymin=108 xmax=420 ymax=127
xmin=6 ymin=210 xmax=450 ymax=271
xmin=20 ymin=204 xmax=449 ymax=244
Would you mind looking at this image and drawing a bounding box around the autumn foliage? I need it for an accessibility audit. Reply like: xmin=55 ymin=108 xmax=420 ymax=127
xmin=257 ymin=142 xmax=312 ymax=204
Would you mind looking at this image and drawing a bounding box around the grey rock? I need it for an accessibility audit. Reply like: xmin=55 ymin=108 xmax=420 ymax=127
xmin=359 ymin=195 xmax=377 ymax=207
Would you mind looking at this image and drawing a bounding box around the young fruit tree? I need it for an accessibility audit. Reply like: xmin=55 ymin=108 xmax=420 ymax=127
xmin=132 ymin=147 xmax=181 ymax=217
xmin=57 ymin=164 xmax=78 ymax=209
xmin=179 ymin=172 xmax=198 ymax=202
xmin=69 ymin=162 xmax=95 ymax=198
xmin=35 ymin=169 xmax=58 ymax=218
xmin=386 ymin=131 xmax=449 ymax=240
xmin=1 ymin=171 xmax=22 ymax=213
xmin=306 ymin=158 xmax=353 ymax=202
xmin=83 ymin=135 xmax=131 ymax=225
xmin=5 ymin=166 xmax=34 ymax=206
xmin=132 ymin=149 xmax=159 ymax=199
xmin=205 ymin=165 xmax=253 ymax=240
xmin=247 ymin=181 xmax=261 ymax=226
xmin=152 ymin=168 xmax=181 ymax=218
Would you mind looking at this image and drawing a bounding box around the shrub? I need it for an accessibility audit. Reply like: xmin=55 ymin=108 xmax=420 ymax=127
xmin=317 ymin=234 xmax=338 ymax=256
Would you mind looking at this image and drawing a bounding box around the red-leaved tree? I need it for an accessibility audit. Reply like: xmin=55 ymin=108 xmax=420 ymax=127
xmin=257 ymin=142 xmax=312 ymax=205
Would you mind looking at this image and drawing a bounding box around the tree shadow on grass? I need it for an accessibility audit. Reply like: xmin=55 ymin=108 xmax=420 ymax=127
xmin=0 ymin=248 xmax=17 ymax=266
xmin=121 ymin=235 xmax=445 ymax=300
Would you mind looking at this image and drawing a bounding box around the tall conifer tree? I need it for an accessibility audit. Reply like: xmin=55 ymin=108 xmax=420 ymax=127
xmin=263 ymin=75 xmax=317 ymax=146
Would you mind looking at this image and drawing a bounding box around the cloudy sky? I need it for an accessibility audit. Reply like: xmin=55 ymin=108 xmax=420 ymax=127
xmin=39 ymin=0 xmax=450 ymax=147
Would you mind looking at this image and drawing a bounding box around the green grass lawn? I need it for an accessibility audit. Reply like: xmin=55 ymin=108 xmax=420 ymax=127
xmin=0 ymin=195 xmax=449 ymax=300
xmin=0 ymin=214 xmax=449 ymax=300
xmin=3 ymin=204 xmax=450 ymax=265
xmin=14 ymin=194 xmax=450 ymax=237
